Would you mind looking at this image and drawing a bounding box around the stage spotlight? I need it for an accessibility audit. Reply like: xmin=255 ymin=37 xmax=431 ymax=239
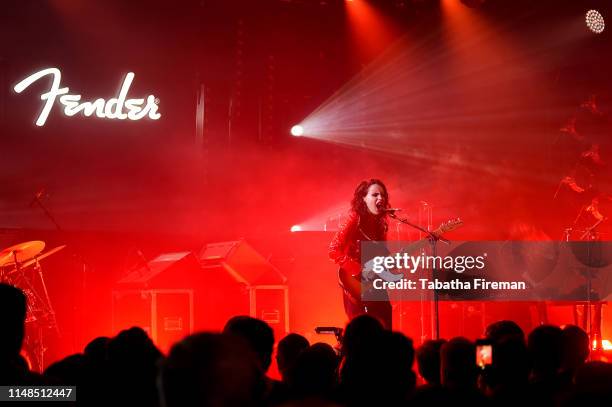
xmin=586 ymin=10 xmax=605 ymax=34
xmin=290 ymin=124 xmax=304 ymax=137
xmin=290 ymin=225 xmax=302 ymax=232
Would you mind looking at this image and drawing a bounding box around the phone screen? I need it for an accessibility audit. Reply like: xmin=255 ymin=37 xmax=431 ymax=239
xmin=476 ymin=344 xmax=492 ymax=368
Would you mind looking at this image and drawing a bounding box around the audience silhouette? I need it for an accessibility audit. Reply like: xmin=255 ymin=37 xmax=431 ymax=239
xmin=0 ymin=283 xmax=44 ymax=385
xmin=0 ymin=283 xmax=610 ymax=406
xmin=277 ymin=333 xmax=310 ymax=383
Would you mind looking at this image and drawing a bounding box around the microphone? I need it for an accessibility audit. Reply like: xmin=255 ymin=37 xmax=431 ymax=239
xmin=380 ymin=208 xmax=402 ymax=213
xmin=376 ymin=202 xmax=402 ymax=213
xmin=29 ymin=188 xmax=46 ymax=207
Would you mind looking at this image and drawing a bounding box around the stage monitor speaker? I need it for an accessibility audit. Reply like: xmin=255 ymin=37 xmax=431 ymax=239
xmin=117 ymin=251 xmax=201 ymax=288
xmin=199 ymin=239 xmax=286 ymax=285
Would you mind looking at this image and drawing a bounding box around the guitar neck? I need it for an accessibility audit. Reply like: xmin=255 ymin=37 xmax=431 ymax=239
xmin=399 ymin=230 xmax=441 ymax=255
xmin=389 ymin=218 xmax=462 ymax=256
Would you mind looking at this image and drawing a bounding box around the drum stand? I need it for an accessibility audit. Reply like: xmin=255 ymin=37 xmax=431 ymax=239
xmin=7 ymin=259 xmax=59 ymax=372
xmin=564 ymin=225 xmax=605 ymax=354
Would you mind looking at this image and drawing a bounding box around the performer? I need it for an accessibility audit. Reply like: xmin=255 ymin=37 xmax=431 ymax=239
xmin=329 ymin=179 xmax=393 ymax=329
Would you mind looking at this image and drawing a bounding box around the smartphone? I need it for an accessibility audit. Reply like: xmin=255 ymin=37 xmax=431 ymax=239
xmin=475 ymin=339 xmax=493 ymax=368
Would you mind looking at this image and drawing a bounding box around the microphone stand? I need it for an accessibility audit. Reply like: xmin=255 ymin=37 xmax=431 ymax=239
xmin=30 ymin=190 xmax=94 ymax=353
xmin=31 ymin=194 xmax=63 ymax=232
xmin=388 ymin=211 xmax=449 ymax=339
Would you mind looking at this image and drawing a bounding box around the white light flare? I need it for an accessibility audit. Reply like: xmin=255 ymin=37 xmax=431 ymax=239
xmin=291 ymin=124 xmax=304 ymax=137
xmin=586 ymin=10 xmax=605 ymax=34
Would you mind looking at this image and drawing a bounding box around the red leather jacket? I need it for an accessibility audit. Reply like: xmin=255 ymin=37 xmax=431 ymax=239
xmin=328 ymin=211 xmax=387 ymax=266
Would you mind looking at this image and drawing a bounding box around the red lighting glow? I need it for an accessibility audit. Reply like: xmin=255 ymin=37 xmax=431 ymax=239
xmin=345 ymin=0 xmax=397 ymax=62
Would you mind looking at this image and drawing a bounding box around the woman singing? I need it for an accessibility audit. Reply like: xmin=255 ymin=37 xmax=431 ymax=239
xmin=329 ymin=179 xmax=392 ymax=329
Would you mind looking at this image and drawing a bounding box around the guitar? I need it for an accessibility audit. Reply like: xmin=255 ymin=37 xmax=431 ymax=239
xmin=338 ymin=218 xmax=464 ymax=299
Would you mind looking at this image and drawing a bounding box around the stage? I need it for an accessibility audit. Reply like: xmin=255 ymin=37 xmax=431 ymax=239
xmin=1 ymin=0 xmax=612 ymax=372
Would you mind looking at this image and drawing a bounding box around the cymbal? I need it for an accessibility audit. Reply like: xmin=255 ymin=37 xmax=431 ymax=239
xmin=0 ymin=241 xmax=45 ymax=267
xmin=21 ymin=245 xmax=67 ymax=268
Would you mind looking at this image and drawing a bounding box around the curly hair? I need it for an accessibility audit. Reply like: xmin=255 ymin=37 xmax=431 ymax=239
xmin=351 ymin=178 xmax=390 ymax=217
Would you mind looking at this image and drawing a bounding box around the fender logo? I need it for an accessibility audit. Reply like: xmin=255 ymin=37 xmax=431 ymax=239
xmin=14 ymin=67 xmax=161 ymax=126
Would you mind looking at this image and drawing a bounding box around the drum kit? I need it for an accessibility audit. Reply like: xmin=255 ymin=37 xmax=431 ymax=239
xmin=0 ymin=240 xmax=65 ymax=371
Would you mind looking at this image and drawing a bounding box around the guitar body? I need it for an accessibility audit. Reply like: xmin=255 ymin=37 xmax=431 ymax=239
xmin=338 ymin=260 xmax=363 ymax=300
xmin=336 ymin=218 xmax=464 ymax=301
xmin=338 ymin=258 xmax=403 ymax=300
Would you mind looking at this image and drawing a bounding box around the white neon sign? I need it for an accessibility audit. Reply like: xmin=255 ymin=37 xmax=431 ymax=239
xmin=14 ymin=68 xmax=161 ymax=126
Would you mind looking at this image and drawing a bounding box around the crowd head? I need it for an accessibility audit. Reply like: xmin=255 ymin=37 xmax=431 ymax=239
xmin=1 ymin=283 xmax=611 ymax=406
